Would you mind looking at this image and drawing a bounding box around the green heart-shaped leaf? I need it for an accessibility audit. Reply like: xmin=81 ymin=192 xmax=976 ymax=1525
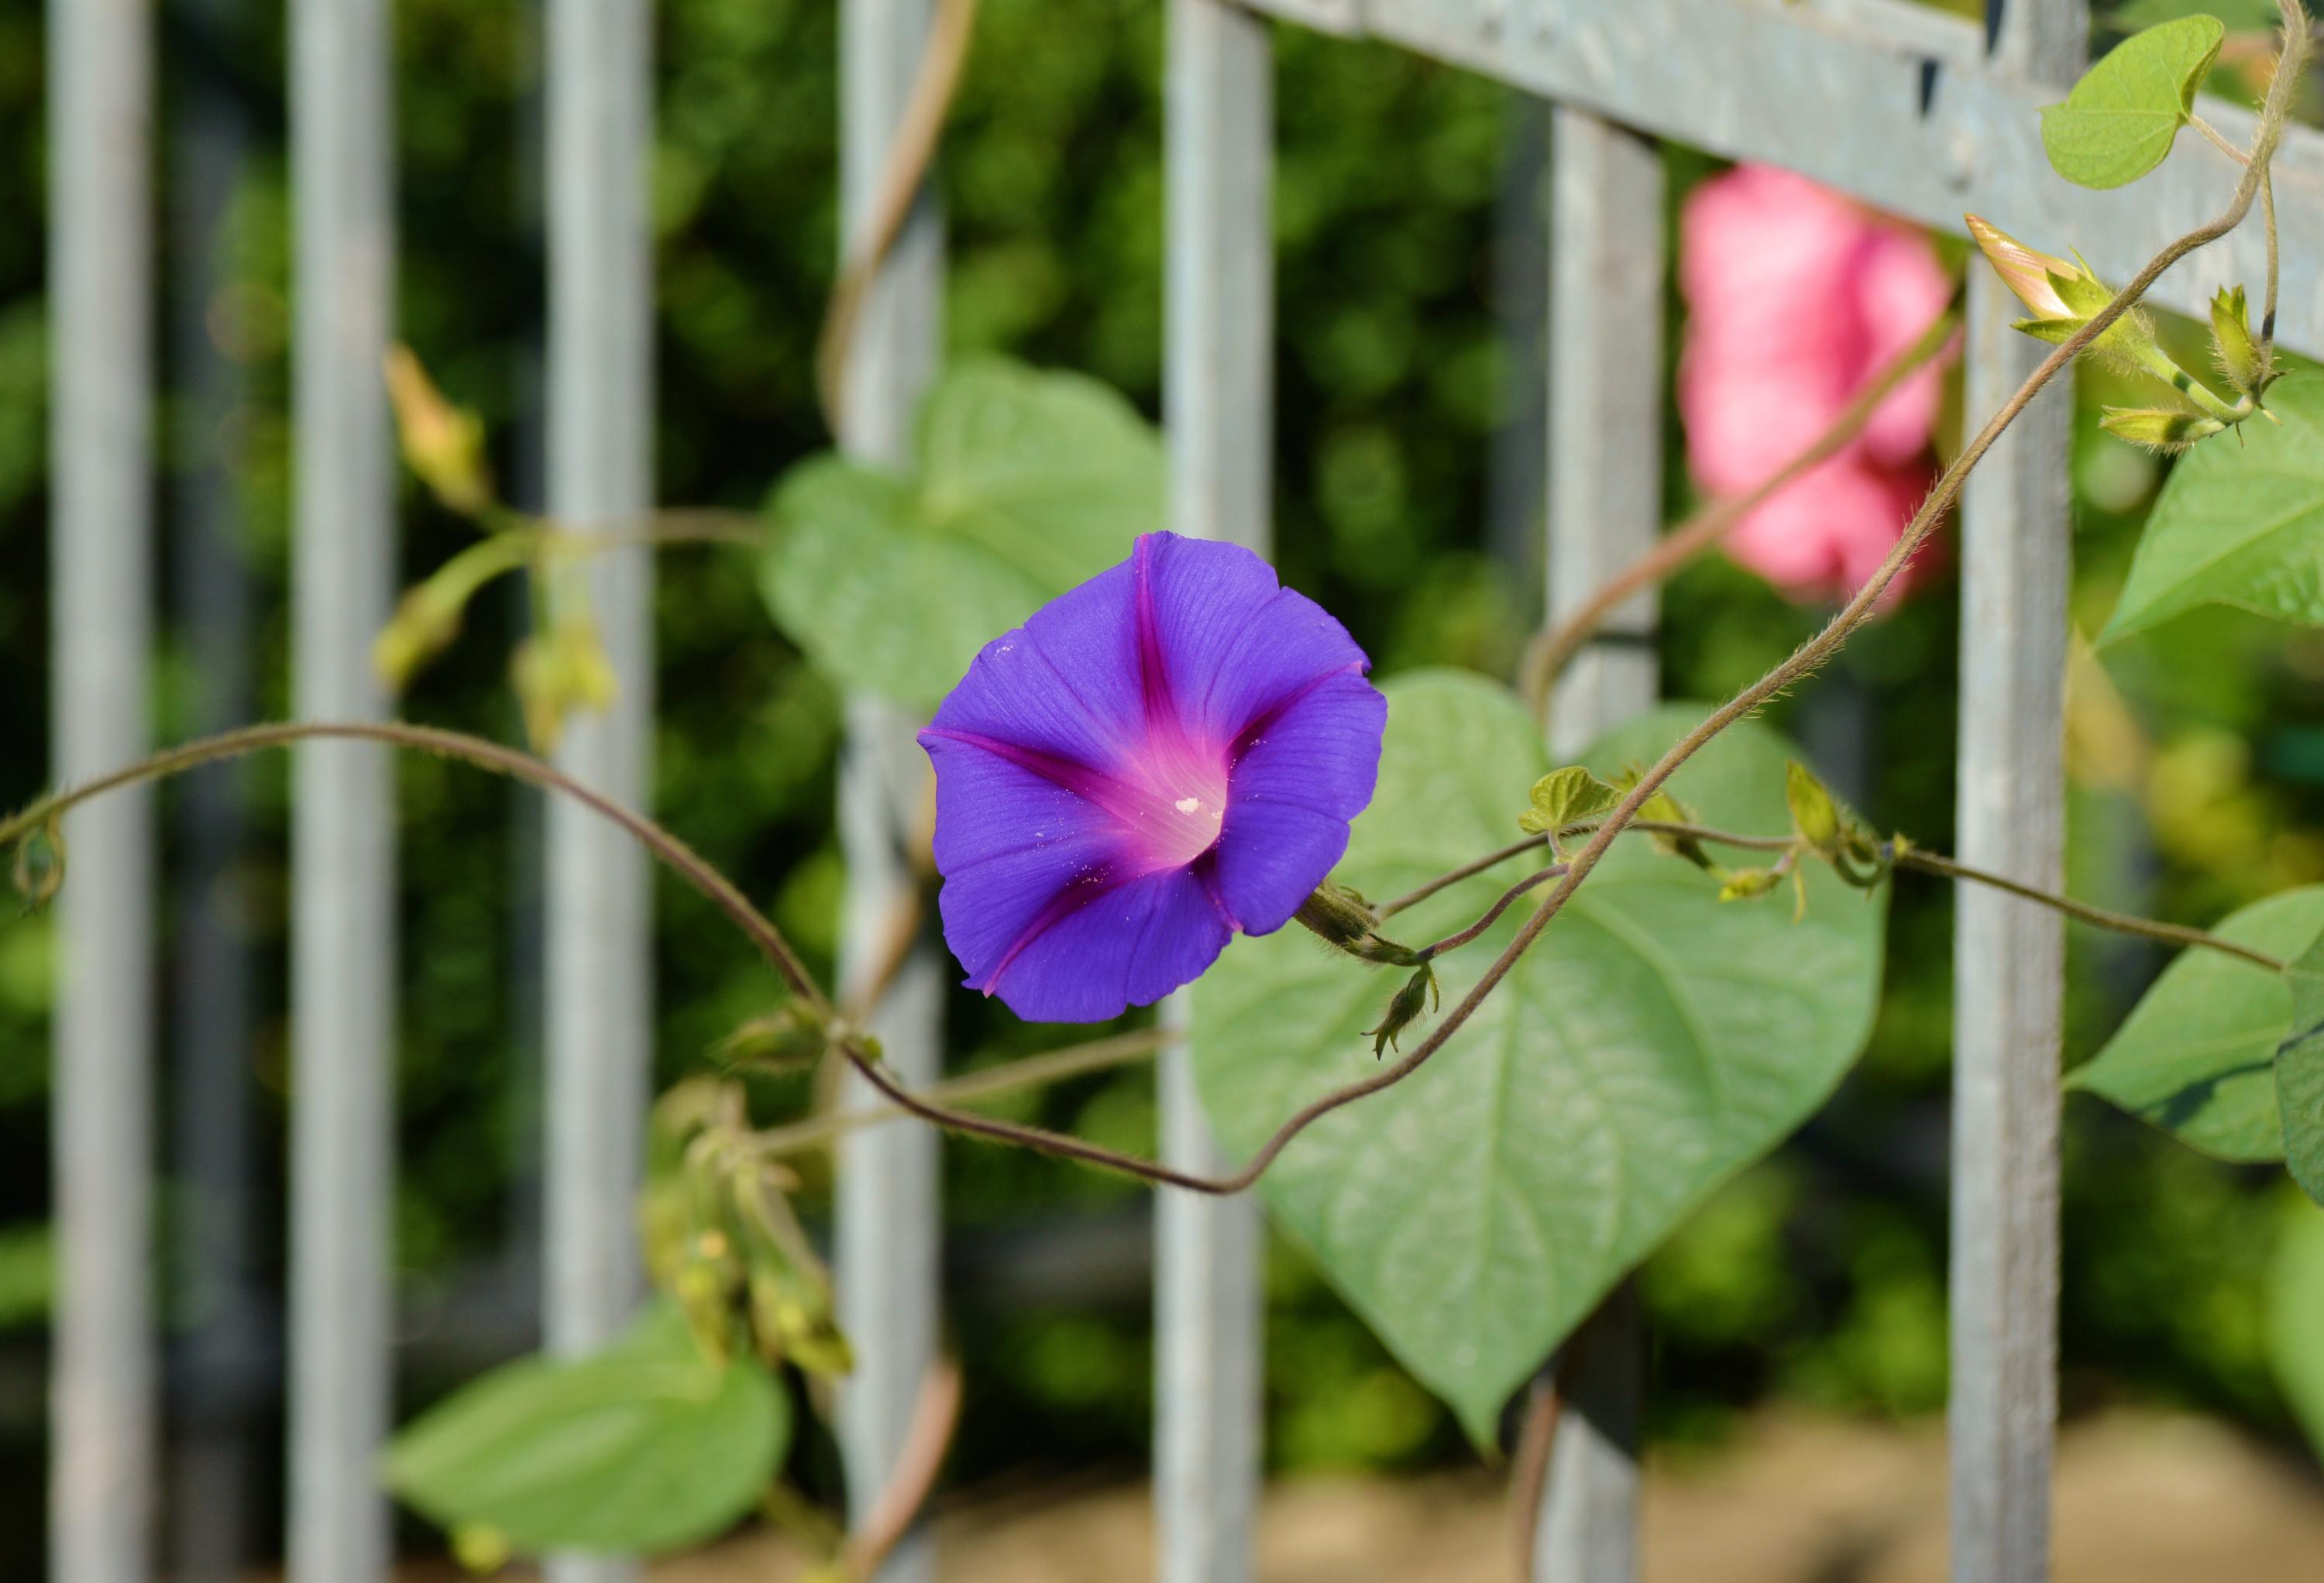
xmin=2068 ymin=887 xmax=2324 ymax=1161
xmin=2102 ymin=375 xmax=2324 ymax=642
xmin=1188 ymin=671 xmax=1885 ymax=1440
xmin=2040 ymin=13 xmax=2226 ymax=188
xmin=385 ymin=1303 xmax=789 ymax=1556
xmin=761 ymin=359 xmax=1164 ymax=710
xmin=2280 ymin=932 xmax=2324 ymax=1204
xmin=2269 ymin=1195 xmax=2324 ymax=1461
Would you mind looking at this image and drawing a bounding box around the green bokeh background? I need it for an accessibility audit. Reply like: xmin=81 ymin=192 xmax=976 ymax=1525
xmin=0 ymin=0 xmax=2319 ymax=1567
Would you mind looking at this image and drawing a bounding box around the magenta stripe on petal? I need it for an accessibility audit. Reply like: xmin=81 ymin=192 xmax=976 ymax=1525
xmin=920 ymin=532 xmax=1385 ymax=1022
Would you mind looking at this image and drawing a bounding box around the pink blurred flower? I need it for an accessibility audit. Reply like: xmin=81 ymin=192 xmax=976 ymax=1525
xmin=1678 ymin=164 xmax=1954 ymax=604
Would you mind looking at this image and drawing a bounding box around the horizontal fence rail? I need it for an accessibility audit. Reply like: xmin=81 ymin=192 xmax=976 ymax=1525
xmin=1241 ymin=0 xmax=2324 ymax=358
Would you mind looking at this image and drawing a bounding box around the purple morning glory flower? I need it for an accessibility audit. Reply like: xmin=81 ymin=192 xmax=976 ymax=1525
xmin=919 ymin=531 xmax=1387 ymax=1022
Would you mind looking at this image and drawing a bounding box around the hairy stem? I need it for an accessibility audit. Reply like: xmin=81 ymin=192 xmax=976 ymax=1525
xmin=1519 ymin=297 xmax=1961 ymax=719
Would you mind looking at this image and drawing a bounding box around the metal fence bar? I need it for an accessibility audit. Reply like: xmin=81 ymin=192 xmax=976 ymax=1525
xmin=47 ymin=0 xmax=157 ymax=1578
xmin=835 ymin=0 xmax=947 ymax=1574
xmin=1156 ymin=4 xmax=1273 ymax=1578
xmin=1533 ymin=108 xmax=1664 ymax=1583
xmin=544 ymin=3 xmax=657 ymax=1581
xmin=1949 ymin=3 xmax=2084 ymax=1577
xmin=287 ymin=0 xmax=397 ymax=1576
xmin=1236 ymin=0 xmax=2324 ymax=356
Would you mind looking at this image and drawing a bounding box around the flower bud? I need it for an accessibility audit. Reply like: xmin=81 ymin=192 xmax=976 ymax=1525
xmin=511 ymin=616 xmax=621 ymax=753
xmin=2099 ymin=405 xmax=2226 ymax=453
xmin=1784 ymin=760 xmax=1843 ymax=857
xmin=1966 ymin=215 xmax=2171 ymax=380
xmin=1294 ymin=881 xmax=1381 ymax=950
xmin=384 ymin=345 xmax=494 ymax=517
xmin=1716 ymin=867 xmax=1782 ymax=902
xmin=2210 ymin=284 xmax=2263 ymax=394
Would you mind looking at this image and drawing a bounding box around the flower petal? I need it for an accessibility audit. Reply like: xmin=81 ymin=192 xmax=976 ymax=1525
xmin=938 ymin=845 xmax=1234 ymax=1022
xmin=1132 ymin=533 xmax=1373 ymax=747
xmin=1214 ymin=666 xmax=1387 ymax=934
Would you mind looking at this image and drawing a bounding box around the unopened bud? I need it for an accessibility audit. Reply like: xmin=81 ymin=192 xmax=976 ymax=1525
xmin=2210 ymin=284 xmax=2263 ymax=394
xmin=384 ymin=345 xmax=494 ymax=516
xmin=712 ymin=1002 xmax=831 ymax=1072
xmin=511 ymin=616 xmax=620 ymax=754
xmin=2100 ymin=405 xmax=2226 ymax=453
xmin=1294 ymin=881 xmax=1380 ymax=949
xmin=1717 ymin=867 xmax=1782 ymax=902
xmin=1784 ymin=760 xmax=1843 ymax=857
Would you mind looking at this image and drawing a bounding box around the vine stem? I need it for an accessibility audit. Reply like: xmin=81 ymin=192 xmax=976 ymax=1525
xmin=7 ymin=19 xmax=2309 ymax=1202
xmin=1232 ymin=21 xmax=2320 ymax=1193
xmin=1394 ymin=817 xmax=2285 ymax=973
xmin=0 ymin=721 xmax=1242 ymax=1191
xmin=755 ymin=1027 xmax=1172 ymax=1156
xmin=814 ymin=0 xmax=980 ymax=431
xmin=1518 ymin=297 xmax=1962 ymax=719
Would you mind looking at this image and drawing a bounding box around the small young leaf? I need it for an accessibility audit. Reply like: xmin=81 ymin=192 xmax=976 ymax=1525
xmin=384 ymin=1303 xmax=789 ymax=1557
xmin=2069 ymin=888 xmax=2324 ymax=1160
xmin=1518 ymin=766 xmax=1621 ymax=840
xmin=2104 ymin=374 xmax=2324 ymax=640
xmin=2281 ymin=934 xmax=2324 ymax=1205
xmin=1784 ymin=761 xmax=1843 ymax=855
xmin=2040 ymin=15 xmax=2226 ymax=189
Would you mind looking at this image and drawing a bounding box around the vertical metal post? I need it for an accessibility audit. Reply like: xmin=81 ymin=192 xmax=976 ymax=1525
xmin=1950 ymin=5 xmax=2085 ymax=1579
xmin=1534 ymin=108 xmax=1663 ymax=1583
xmin=46 ymin=0 xmax=156 ymax=1578
xmin=836 ymin=0 xmax=945 ymax=1575
xmin=545 ymin=2 xmax=656 ymax=1581
xmin=287 ymin=0 xmax=397 ymax=1577
xmin=1155 ymin=5 xmax=1272 ymax=1579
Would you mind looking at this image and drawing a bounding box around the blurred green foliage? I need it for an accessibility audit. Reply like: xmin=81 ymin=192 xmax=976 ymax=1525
xmin=0 ymin=1 xmax=2321 ymax=1566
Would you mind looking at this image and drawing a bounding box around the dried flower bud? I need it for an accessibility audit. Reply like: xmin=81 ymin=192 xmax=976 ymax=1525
xmin=384 ymin=345 xmax=494 ymax=517
xmin=1363 ymin=963 xmax=1438 ymax=1058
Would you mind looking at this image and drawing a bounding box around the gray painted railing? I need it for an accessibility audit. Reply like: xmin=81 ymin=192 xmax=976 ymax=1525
xmin=40 ymin=0 xmax=2324 ymax=1581
xmin=544 ymin=3 xmax=658 ymax=1583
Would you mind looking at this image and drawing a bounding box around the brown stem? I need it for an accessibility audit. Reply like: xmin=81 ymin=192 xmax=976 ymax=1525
xmin=1519 ymin=297 xmax=1962 ymax=719
xmin=756 ymin=1027 xmax=1172 ymax=1156
xmin=1892 ymin=846 xmax=2283 ymax=971
xmin=1418 ymin=863 xmax=1568 ymax=960
xmin=1506 ymin=1359 xmax=1571 ymax=1582
xmin=839 ymin=1355 xmax=964 ymax=1580
xmin=815 ymin=0 xmax=980 ymax=433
